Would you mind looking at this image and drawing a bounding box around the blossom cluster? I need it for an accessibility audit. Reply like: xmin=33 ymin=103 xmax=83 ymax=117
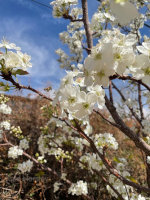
xmin=0 ymin=38 xmax=32 ymax=77
xmin=54 ymin=28 xmax=150 ymax=121
xmin=50 ymin=0 xmax=78 ymax=18
xmin=0 ymin=95 xmax=33 ymax=174
xmin=107 ymin=158 xmax=150 ymax=200
xmin=0 ymin=94 xmax=11 ymax=139
xmin=8 ymin=146 xmax=23 ymax=159
xmin=49 ymin=0 xmax=150 ymax=198
xmin=68 ymin=180 xmax=88 ymax=196
xmin=17 ymin=160 xmax=33 ymax=174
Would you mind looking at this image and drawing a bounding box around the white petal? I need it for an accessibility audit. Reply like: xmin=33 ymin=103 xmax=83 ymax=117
xmin=110 ymin=1 xmax=139 ymax=25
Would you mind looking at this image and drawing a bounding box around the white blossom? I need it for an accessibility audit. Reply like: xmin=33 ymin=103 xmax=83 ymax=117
xmin=110 ymin=0 xmax=139 ymax=25
xmin=137 ymin=42 xmax=150 ymax=56
xmin=18 ymin=160 xmax=33 ymax=173
xmin=8 ymin=146 xmax=23 ymax=159
xmin=53 ymin=182 xmax=62 ymax=193
xmin=0 ymin=103 xmax=12 ymax=114
xmin=68 ymin=180 xmax=88 ymax=196
xmin=19 ymin=139 xmax=29 ymax=150
xmin=0 ymin=121 xmax=11 ymax=130
xmin=0 ymin=38 xmax=21 ymax=50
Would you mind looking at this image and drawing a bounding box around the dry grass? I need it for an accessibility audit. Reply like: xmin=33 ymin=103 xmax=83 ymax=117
xmin=0 ymin=95 xmax=146 ymax=200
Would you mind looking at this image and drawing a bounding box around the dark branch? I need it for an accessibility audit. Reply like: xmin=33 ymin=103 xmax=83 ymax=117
xmin=81 ymin=0 xmax=93 ymax=54
xmin=1 ymin=72 xmax=52 ymax=101
xmin=105 ymin=95 xmax=150 ymax=156
xmin=110 ymin=75 xmax=150 ymax=92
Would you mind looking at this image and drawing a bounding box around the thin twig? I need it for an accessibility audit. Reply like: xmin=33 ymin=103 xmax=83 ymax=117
xmin=94 ymin=109 xmax=120 ymax=128
xmin=112 ymin=82 xmax=142 ymax=125
xmin=110 ymin=75 xmax=150 ymax=92
xmin=138 ymin=83 xmax=144 ymax=120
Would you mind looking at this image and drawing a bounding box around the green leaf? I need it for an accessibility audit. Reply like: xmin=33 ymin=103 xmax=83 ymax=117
xmin=113 ymin=157 xmax=121 ymax=163
xmin=126 ymin=176 xmax=138 ymax=183
xmin=13 ymin=69 xmax=29 ymax=76
xmin=35 ymin=171 xmax=45 ymax=177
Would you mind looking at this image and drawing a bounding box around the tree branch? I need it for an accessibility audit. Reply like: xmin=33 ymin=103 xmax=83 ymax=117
xmin=94 ymin=109 xmax=120 ymax=129
xmin=109 ymin=80 xmax=113 ymax=104
xmin=112 ymin=82 xmax=142 ymax=125
xmin=81 ymin=0 xmax=93 ymax=54
xmin=138 ymin=83 xmax=144 ymax=121
xmin=105 ymin=95 xmax=150 ymax=156
xmin=1 ymin=72 xmax=52 ymax=101
xmin=63 ymin=14 xmax=83 ymax=22
xmin=110 ymin=75 xmax=150 ymax=92
xmin=61 ymin=117 xmax=150 ymax=195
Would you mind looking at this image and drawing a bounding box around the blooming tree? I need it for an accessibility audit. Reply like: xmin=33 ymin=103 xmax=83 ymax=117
xmin=0 ymin=0 xmax=150 ymax=199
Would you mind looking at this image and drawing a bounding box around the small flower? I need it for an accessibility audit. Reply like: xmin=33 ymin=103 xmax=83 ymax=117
xmin=19 ymin=139 xmax=29 ymax=150
xmin=17 ymin=51 xmax=32 ymax=69
xmin=68 ymin=180 xmax=88 ymax=196
xmin=0 ymin=121 xmax=11 ymax=130
xmin=53 ymin=182 xmax=62 ymax=193
xmin=8 ymin=146 xmax=23 ymax=159
xmin=0 ymin=103 xmax=12 ymax=114
xmin=137 ymin=42 xmax=150 ymax=56
xmin=18 ymin=160 xmax=33 ymax=173
xmin=0 ymin=38 xmax=21 ymax=50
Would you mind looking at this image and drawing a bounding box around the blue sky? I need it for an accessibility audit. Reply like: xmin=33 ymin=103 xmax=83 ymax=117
xmin=0 ymin=0 xmax=99 ymax=96
xmin=0 ymin=0 xmax=149 ymax=97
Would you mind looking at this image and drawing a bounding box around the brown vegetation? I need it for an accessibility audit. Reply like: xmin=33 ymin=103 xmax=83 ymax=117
xmin=0 ymin=95 xmax=146 ymax=200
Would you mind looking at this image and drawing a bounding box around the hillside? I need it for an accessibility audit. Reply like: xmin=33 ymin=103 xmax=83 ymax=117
xmin=0 ymin=95 xmax=146 ymax=200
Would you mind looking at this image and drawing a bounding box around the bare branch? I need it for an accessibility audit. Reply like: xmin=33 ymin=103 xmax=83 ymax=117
xmin=110 ymin=75 xmax=150 ymax=92
xmin=81 ymin=0 xmax=93 ymax=54
xmin=109 ymin=80 xmax=113 ymax=104
xmin=105 ymin=95 xmax=150 ymax=156
xmin=138 ymin=83 xmax=144 ymax=120
xmin=1 ymin=72 xmax=52 ymax=101
xmin=112 ymin=82 xmax=142 ymax=125
xmin=63 ymin=14 xmax=83 ymax=22
xmin=144 ymin=23 xmax=150 ymax=28
xmin=94 ymin=109 xmax=120 ymax=128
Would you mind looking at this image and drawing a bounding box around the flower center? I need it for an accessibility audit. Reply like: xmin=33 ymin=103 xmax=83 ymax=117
xmin=83 ymin=103 xmax=89 ymax=109
xmin=97 ymin=70 xmax=105 ymax=79
xmin=144 ymin=67 xmax=150 ymax=75
xmin=114 ymin=53 xmax=121 ymax=60
xmin=94 ymin=53 xmax=102 ymax=60
xmin=68 ymin=97 xmax=76 ymax=104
